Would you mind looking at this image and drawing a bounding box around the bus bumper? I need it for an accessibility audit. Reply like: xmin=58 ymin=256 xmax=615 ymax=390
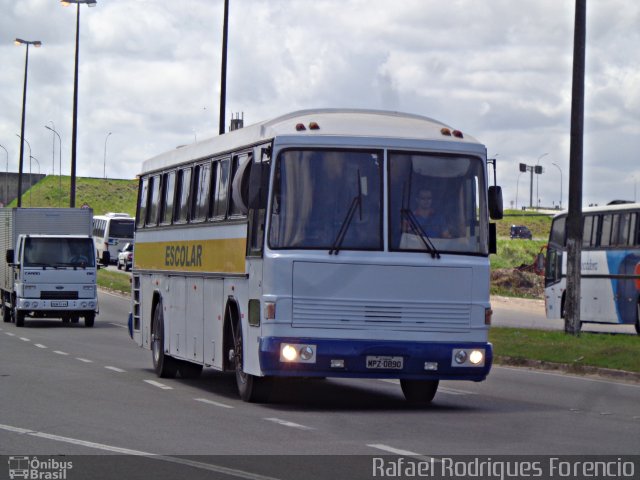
xmin=258 ymin=337 xmax=492 ymax=381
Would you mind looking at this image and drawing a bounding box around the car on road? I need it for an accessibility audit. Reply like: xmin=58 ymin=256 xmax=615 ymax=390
xmin=510 ymin=225 xmax=533 ymax=240
xmin=117 ymin=242 xmax=134 ymax=271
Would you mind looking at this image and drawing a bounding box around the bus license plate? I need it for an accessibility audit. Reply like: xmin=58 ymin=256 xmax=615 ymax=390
xmin=366 ymin=356 xmax=403 ymax=370
xmin=51 ymin=301 xmax=68 ymax=307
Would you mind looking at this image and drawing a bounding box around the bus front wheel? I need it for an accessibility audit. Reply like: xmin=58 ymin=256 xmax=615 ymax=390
xmin=152 ymin=301 xmax=178 ymax=378
xmin=231 ymin=316 xmax=271 ymax=402
xmin=400 ymin=379 xmax=439 ymax=404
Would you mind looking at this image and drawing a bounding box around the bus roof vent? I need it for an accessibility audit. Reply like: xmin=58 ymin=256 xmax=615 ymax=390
xmin=105 ymin=212 xmax=132 ymax=218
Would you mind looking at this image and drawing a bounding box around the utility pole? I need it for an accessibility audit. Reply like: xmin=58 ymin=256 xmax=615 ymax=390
xmin=219 ymin=0 xmax=229 ymax=135
xmin=565 ymin=0 xmax=586 ymax=335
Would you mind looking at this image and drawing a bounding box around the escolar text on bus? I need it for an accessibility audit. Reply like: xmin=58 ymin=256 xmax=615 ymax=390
xmin=165 ymin=244 xmax=203 ymax=267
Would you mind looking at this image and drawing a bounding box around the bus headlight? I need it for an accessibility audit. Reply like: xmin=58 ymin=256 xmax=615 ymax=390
xmin=452 ymin=348 xmax=485 ymax=367
xmin=280 ymin=343 xmax=317 ymax=363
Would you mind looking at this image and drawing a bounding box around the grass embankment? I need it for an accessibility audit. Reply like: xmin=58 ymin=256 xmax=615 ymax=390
xmin=490 ymin=327 xmax=640 ymax=374
xmin=9 ymin=175 xmax=137 ymax=216
xmin=97 ymin=269 xmax=131 ymax=295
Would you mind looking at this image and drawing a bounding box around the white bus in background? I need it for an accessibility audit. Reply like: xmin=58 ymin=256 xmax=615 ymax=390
xmin=545 ymin=201 xmax=640 ymax=334
xmin=93 ymin=213 xmax=135 ymax=265
xmin=130 ymin=109 xmax=503 ymax=404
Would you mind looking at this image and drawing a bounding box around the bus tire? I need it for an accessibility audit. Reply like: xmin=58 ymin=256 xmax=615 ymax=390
xmin=84 ymin=313 xmax=95 ymax=328
xmin=231 ymin=315 xmax=271 ymax=402
xmin=152 ymin=301 xmax=178 ymax=378
xmin=15 ymin=309 xmax=25 ymax=328
xmin=400 ymin=379 xmax=439 ymax=404
xmin=179 ymin=361 xmax=203 ymax=379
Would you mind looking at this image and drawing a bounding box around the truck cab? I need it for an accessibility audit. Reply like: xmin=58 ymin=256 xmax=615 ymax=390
xmin=7 ymin=234 xmax=98 ymax=327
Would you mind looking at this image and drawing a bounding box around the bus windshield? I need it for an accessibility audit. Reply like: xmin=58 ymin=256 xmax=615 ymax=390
xmin=389 ymin=152 xmax=488 ymax=255
xmin=269 ymin=149 xmax=382 ymax=250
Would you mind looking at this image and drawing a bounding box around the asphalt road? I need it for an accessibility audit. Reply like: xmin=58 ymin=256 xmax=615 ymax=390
xmin=1 ymin=291 xmax=638 ymax=479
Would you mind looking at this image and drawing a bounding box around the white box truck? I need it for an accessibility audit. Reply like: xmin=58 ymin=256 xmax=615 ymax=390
xmin=0 ymin=208 xmax=98 ymax=327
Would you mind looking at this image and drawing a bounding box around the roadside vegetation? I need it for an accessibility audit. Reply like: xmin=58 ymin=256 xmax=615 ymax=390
xmin=97 ymin=268 xmax=131 ymax=295
xmin=490 ymin=327 xmax=640 ymax=374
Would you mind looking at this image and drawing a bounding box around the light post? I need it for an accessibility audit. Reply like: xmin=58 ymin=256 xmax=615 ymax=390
xmin=61 ymin=0 xmax=97 ymax=208
xmin=44 ymin=125 xmax=63 ymax=205
xmin=16 ymin=134 xmax=31 ymax=206
xmin=15 ymin=38 xmax=42 ymax=208
xmin=535 ymin=152 xmax=549 ymax=208
xmin=515 ymin=171 xmax=524 ymax=210
xmin=103 ymin=131 xmax=112 ymax=179
xmin=29 ymin=156 xmax=40 ymax=206
xmin=0 ymin=144 xmax=8 ymax=205
xmin=518 ymin=161 xmax=544 ymax=209
xmin=552 ymin=162 xmax=563 ymax=209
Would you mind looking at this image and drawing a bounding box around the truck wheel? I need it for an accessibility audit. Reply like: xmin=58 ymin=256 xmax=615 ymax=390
xmin=15 ymin=309 xmax=25 ymax=328
xmin=400 ymin=379 xmax=439 ymax=404
xmin=84 ymin=313 xmax=95 ymax=328
xmin=152 ymin=301 xmax=178 ymax=378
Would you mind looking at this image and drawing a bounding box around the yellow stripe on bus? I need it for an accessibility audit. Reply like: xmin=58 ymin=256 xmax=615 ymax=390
xmin=134 ymin=238 xmax=246 ymax=273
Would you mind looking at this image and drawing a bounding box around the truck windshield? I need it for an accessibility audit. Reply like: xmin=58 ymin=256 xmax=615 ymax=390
xmin=24 ymin=238 xmax=96 ymax=268
xmin=269 ymin=149 xmax=382 ymax=250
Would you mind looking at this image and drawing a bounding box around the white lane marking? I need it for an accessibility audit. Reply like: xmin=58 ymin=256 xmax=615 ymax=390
xmin=35 ymin=344 xmax=47 ymax=349
xmin=53 ymin=351 xmax=69 ymax=356
xmin=263 ymin=417 xmax=314 ymax=431
xmin=109 ymin=322 xmax=127 ymax=328
xmin=0 ymin=423 xmax=280 ymax=480
xmin=194 ymin=398 xmax=234 ymax=409
xmin=105 ymin=366 xmax=126 ymax=373
xmin=19 ymin=337 xmax=30 ymax=342
xmin=5 ymin=332 xmax=15 ymax=337
xmin=144 ymin=379 xmax=173 ymax=390
xmin=367 ymin=443 xmax=423 ymax=456
xmin=76 ymin=357 xmax=93 ymax=363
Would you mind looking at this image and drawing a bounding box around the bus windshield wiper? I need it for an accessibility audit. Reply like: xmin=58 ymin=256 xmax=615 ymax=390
xmin=329 ymin=170 xmax=363 ymax=255
xmin=401 ymin=208 xmax=441 ymax=259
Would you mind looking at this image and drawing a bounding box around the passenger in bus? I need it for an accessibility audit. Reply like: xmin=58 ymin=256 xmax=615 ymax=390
xmin=411 ymin=188 xmax=451 ymax=238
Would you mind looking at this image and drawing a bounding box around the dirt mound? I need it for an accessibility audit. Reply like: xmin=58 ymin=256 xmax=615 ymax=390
xmin=491 ymin=268 xmax=544 ymax=299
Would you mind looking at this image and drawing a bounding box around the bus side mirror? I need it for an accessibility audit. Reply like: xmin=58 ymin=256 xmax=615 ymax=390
xmin=488 ymin=186 xmax=503 ymax=220
xmin=535 ymin=252 xmax=545 ymax=275
xmin=6 ymin=249 xmax=14 ymax=264
xmin=248 ymin=162 xmax=269 ymax=210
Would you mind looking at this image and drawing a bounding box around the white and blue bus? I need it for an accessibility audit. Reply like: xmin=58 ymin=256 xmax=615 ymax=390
xmin=130 ymin=109 xmax=503 ymax=403
xmin=545 ymin=202 xmax=640 ymax=334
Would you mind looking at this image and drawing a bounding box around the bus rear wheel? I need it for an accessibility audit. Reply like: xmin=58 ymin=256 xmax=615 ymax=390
xmin=400 ymin=379 xmax=439 ymax=404
xmin=152 ymin=301 xmax=178 ymax=378
xmin=231 ymin=316 xmax=271 ymax=402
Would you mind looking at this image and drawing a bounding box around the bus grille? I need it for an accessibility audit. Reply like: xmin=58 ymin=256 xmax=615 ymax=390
xmin=41 ymin=291 xmax=79 ymax=300
xmin=292 ymin=297 xmax=470 ymax=330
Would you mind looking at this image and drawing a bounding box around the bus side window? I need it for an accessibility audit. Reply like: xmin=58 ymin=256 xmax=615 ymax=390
xmin=191 ymin=162 xmax=212 ymax=222
xmin=146 ymin=174 xmax=161 ymax=227
xmin=211 ymin=158 xmax=230 ymax=219
xmin=175 ymin=167 xmax=192 ymax=224
xmin=137 ymin=177 xmax=149 ymax=228
xmin=160 ymin=170 xmax=176 ymax=225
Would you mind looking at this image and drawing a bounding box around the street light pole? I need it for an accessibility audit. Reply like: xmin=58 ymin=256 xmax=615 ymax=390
xmin=61 ymin=0 xmax=97 ymax=208
xmin=103 ymin=132 xmax=112 ymax=179
xmin=44 ymin=125 xmax=63 ymax=205
xmin=552 ymin=162 xmax=563 ymax=209
xmin=15 ymin=38 xmax=42 ymax=208
xmin=16 ymin=134 xmax=31 ymax=206
xmin=219 ymin=0 xmax=229 ymax=135
xmin=0 ymin=144 xmax=8 ymax=205
xmin=535 ymin=152 xmax=549 ymax=209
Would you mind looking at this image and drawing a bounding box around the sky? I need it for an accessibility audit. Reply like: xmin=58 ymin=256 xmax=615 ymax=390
xmin=0 ymin=0 xmax=638 ymax=209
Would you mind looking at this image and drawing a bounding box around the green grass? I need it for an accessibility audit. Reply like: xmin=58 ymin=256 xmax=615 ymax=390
xmin=490 ymin=327 xmax=640 ymax=373
xmin=97 ymin=269 xmax=132 ymax=295
xmin=497 ymin=210 xmax=553 ymax=240
xmin=9 ymin=175 xmax=138 ymax=217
